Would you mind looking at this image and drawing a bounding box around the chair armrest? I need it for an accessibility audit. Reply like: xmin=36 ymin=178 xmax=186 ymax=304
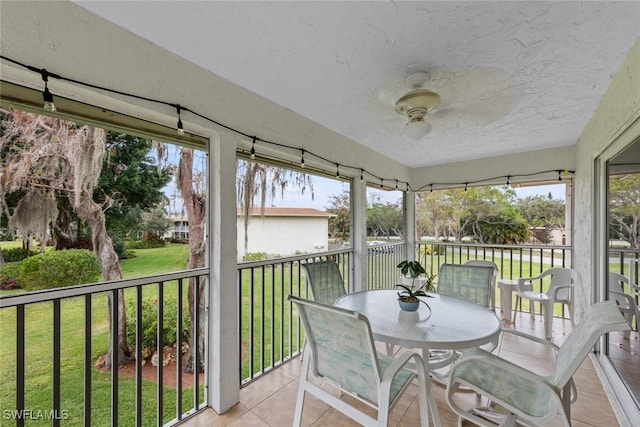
xmin=379 ymin=350 xmax=426 ymax=403
xmin=516 ymin=278 xmax=534 ymax=292
xmin=547 ymin=284 xmax=573 ymax=302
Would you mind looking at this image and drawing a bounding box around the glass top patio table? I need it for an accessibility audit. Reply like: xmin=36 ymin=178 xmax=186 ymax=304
xmin=334 ymin=289 xmax=501 ymax=426
xmin=334 ymin=289 xmax=501 ymax=351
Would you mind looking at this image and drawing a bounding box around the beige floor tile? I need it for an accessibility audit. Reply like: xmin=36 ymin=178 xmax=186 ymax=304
xmin=239 ymin=370 xmax=294 ymax=409
xmin=180 ymin=314 xmax=622 ymax=427
xmin=227 ymin=411 xmax=270 ymax=427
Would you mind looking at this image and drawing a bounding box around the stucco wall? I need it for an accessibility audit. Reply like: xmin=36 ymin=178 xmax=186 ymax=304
xmin=573 ymin=37 xmax=640 ymax=318
xmin=237 ymin=216 xmax=329 ymax=260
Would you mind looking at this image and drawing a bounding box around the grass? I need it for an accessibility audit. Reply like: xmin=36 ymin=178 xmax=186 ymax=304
xmin=1 ymin=242 xmax=583 ymax=425
xmin=0 ymin=243 xmax=196 ymax=426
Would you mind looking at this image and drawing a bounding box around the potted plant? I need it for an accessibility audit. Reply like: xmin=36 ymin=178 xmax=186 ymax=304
xmin=396 ymin=260 xmax=436 ymax=312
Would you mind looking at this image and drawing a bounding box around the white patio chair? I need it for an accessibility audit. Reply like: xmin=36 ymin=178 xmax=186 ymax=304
xmin=463 ymin=260 xmax=499 ymax=310
xmin=301 ymin=260 xmax=346 ymax=305
xmin=512 ymin=267 xmax=577 ymax=340
xmin=288 ymin=295 xmax=429 ymax=427
xmin=446 ymin=300 xmax=630 ymax=427
xmin=609 ymin=271 xmax=640 ymax=296
xmin=609 ymin=272 xmax=640 ymax=348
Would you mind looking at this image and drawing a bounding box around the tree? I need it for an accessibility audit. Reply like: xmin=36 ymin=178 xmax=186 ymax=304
xmin=236 ymin=159 xmax=313 ymax=252
xmin=176 ymin=148 xmax=206 ymax=373
xmin=141 ymin=204 xmax=173 ymax=240
xmin=609 ymin=174 xmax=640 ymax=248
xmin=416 ymin=190 xmax=450 ymax=240
xmin=97 ymin=133 xmax=173 ymax=239
xmin=0 ymin=109 xmax=127 ymax=368
xmin=515 ymin=195 xmax=565 ymax=227
xmin=367 ymin=196 xmax=403 ymax=238
xmin=52 ymin=133 xmax=172 ymax=248
xmin=326 ymin=189 xmax=350 ymax=241
xmin=416 ymin=186 xmax=528 ymax=244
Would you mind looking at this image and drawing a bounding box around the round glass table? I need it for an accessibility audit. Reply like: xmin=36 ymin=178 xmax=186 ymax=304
xmin=334 ymin=289 xmax=501 ymax=427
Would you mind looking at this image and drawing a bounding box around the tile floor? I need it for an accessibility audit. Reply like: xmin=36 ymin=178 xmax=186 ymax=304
xmin=179 ymin=312 xmax=625 ymax=426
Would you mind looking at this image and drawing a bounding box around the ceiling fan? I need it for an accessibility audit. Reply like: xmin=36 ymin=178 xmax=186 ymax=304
xmin=393 ymin=72 xmax=441 ymax=141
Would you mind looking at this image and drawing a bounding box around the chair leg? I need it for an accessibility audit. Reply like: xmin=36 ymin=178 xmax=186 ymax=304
xmin=542 ymin=301 xmax=553 ymax=340
xmin=293 ymin=346 xmax=311 ymax=427
xmin=512 ymin=296 xmax=519 ymax=324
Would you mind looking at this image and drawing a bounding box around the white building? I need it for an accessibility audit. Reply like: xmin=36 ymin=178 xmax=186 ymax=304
xmin=238 ymin=207 xmax=333 ymax=260
xmin=166 ymin=208 xmax=334 ymax=260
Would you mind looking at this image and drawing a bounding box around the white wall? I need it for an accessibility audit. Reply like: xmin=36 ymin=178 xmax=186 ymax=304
xmin=573 ymin=37 xmax=640 ymax=425
xmin=574 ymin=38 xmax=640 ymax=317
xmin=237 ymin=216 xmax=329 ymax=260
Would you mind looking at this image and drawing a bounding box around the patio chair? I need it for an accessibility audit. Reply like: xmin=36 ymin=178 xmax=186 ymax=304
xmin=512 ymin=267 xmax=577 ymax=340
xmin=446 ymin=300 xmax=630 ymax=427
xmin=431 ymin=263 xmax=498 ymax=376
xmin=301 ymin=260 xmax=346 ymax=305
xmin=288 ymin=295 xmax=429 ymax=427
xmin=437 ymin=263 xmax=495 ymax=308
xmin=463 ymin=260 xmax=499 ymax=310
xmin=609 ymin=271 xmax=640 ymax=295
xmin=609 ymin=272 xmax=640 ymax=347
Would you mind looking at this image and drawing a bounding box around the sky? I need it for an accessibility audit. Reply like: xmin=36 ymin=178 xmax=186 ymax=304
xmin=160 ymin=143 xmax=566 ymax=213
xmin=269 ymin=177 xmax=566 ymax=210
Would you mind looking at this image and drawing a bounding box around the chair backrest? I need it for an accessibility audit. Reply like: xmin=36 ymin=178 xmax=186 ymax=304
xmin=437 ymin=263 xmax=494 ymax=306
xmin=301 ymin=260 xmax=346 ymax=305
xmin=542 ymin=267 xmax=576 ymax=303
xmin=609 ymin=271 xmax=630 ymax=293
xmin=288 ymin=295 xmax=382 ymax=405
xmin=550 ymin=300 xmax=630 ymax=388
xmin=463 ymin=260 xmax=498 ymax=286
xmin=609 ymin=289 xmax=639 ymax=319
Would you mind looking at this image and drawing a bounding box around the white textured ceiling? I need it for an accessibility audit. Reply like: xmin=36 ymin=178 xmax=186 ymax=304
xmin=75 ymin=1 xmax=639 ymax=168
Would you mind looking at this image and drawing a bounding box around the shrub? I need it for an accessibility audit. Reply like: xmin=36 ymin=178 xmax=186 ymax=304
xmin=112 ymin=239 xmax=127 ymax=259
xmin=19 ymin=249 xmax=101 ymax=291
xmin=167 ymin=237 xmax=189 ymax=244
xmin=0 ymin=262 xmax=22 ymax=290
xmin=125 ymin=296 xmax=190 ymax=349
xmin=242 ymin=252 xmax=271 ymax=262
xmin=419 ymin=244 xmax=444 ymax=257
xmin=1 ymin=247 xmax=38 ymax=263
xmin=126 ymin=239 xmax=166 ymax=250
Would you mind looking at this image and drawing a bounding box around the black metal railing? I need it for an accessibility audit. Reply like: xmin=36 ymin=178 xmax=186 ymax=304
xmin=237 ymin=249 xmax=352 ymax=386
xmin=417 ymin=242 xmax=574 ymax=318
xmin=0 ymin=268 xmax=207 ymax=427
xmin=366 ymin=242 xmax=408 ymax=289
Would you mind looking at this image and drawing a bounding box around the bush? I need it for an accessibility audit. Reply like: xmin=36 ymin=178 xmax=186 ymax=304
xmin=167 ymin=238 xmax=189 ymax=244
xmin=242 ymin=252 xmax=271 ymax=262
xmin=19 ymin=249 xmax=101 ymax=291
xmin=419 ymin=244 xmax=444 ymax=257
xmin=112 ymin=239 xmax=127 ymax=259
xmin=125 ymin=296 xmax=190 ymax=349
xmin=126 ymin=239 xmax=166 ymax=250
xmin=1 ymin=247 xmax=39 ymax=263
xmin=0 ymin=262 xmax=22 ymax=290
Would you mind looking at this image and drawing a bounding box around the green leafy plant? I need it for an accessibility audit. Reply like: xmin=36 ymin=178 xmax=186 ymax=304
xmin=397 ymin=260 xmax=426 ymax=281
xmin=19 ymin=249 xmax=101 ymax=291
xmin=125 ymin=296 xmax=190 ymax=349
xmin=396 ymin=260 xmax=436 ymax=303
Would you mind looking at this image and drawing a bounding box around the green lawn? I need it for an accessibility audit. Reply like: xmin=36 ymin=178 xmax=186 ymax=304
xmin=1 ymin=242 xmax=581 ymax=425
xmin=0 ymin=243 xmax=195 ymax=426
